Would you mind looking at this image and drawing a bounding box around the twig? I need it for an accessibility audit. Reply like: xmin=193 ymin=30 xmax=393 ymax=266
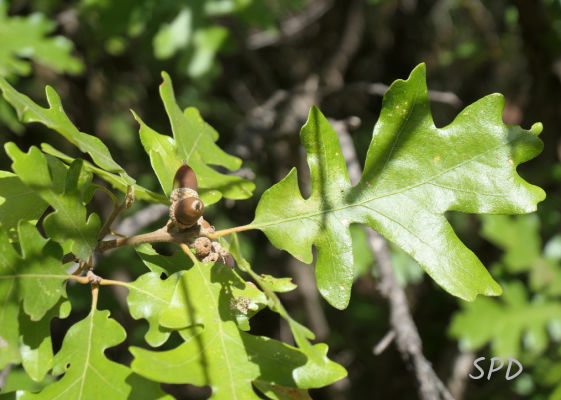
xmin=336 ymin=118 xmax=455 ymax=400
xmin=373 ymin=330 xmax=396 ymax=355
xmin=98 ymin=185 xmax=135 ymax=240
xmin=247 ymin=0 xmax=334 ymax=50
xmin=0 ymin=364 xmax=11 ymax=391
xmin=96 ymin=225 xmax=204 ymax=253
xmin=354 ymin=82 xmax=462 ymax=107
xmin=323 ymin=0 xmax=365 ymax=90
xmin=447 ymin=351 xmax=476 ymax=400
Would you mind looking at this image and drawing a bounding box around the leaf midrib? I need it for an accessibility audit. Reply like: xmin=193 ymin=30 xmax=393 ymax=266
xmin=252 ymin=138 xmax=512 ymax=230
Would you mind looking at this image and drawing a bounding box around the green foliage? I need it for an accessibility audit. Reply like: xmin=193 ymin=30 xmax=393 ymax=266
xmin=0 ymin=1 xmax=82 ymax=77
xmin=5 ymin=145 xmax=101 ymax=260
xmin=0 ymin=222 xmax=69 ymax=372
xmin=450 ymin=280 xmax=561 ymax=357
xmin=251 ymin=64 xmax=545 ymax=309
xmin=0 ymin=63 xmax=548 ymax=399
xmin=130 ymin=251 xmax=345 ymax=398
xmin=21 ymin=305 xmax=171 ymax=400
xmin=134 ymin=72 xmax=255 ymax=206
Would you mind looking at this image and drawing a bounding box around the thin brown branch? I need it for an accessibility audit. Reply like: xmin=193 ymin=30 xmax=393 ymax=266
xmin=355 ymin=82 xmax=462 ymax=107
xmin=96 ymin=226 xmax=203 ymax=253
xmin=336 ymin=118 xmax=455 ymax=400
xmin=246 ymin=0 xmax=334 ymax=50
xmin=98 ymin=185 xmax=135 ymax=240
xmin=323 ymin=0 xmax=365 ymax=90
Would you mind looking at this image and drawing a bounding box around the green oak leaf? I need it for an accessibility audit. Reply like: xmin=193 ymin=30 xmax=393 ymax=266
xmin=227 ymin=233 xmax=345 ymax=386
xmin=0 ymin=3 xmax=83 ymax=76
xmin=41 ymin=144 xmax=167 ymax=204
xmin=0 ymin=171 xmax=48 ymax=235
xmin=0 ymin=222 xmax=68 ymax=321
xmin=19 ymin=299 xmax=71 ymax=382
xmin=132 ymin=71 xmax=255 ymax=204
xmin=449 ymin=281 xmax=561 ymax=357
xmin=135 ymin=243 xmax=190 ymax=275
xmin=131 ymin=261 xmax=345 ymax=397
xmin=126 ymin=271 xmax=180 ymax=347
xmin=0 ymin=222 xmax=68 ymax=369
xmin=258 ymin=274 xmax=297 ymax=293
xmin=6 ymin=144 xmax=101 ymax=260
xmin=0 ymin=77 xmax=132 ymax=179
xmin=250 ymin=64 xmax=545 ymax=309
xmin=22 ymin=306 xmax=171 ymax=400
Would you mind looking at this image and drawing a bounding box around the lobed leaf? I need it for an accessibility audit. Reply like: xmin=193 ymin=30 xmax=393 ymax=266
xmin=41 ymin=144 xmax=168 ymax=204
xmin=131 ymin=256 xmax=345 ymax=397
xmin=0 ymin=171 xmax=48 ymax=235
xmin=133 ymin=72 xmax=255 ymax=205
xmin=6 ymin=144 xmax=101 ymax=260
xmin=0 ymin=222 xmax=68 ymax=369
xmin=251 ymin=64 xmax=545 ymax=308
xmin=0 ymin=77 xmax=132 ymax=179
xmin=22 ymin=305 xmax=171 ymax=400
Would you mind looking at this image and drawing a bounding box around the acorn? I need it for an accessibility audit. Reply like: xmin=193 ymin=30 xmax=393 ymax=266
xmin=173 ymin=197 xmax=204 ymax=228
xmin=173 ymin=164 xmax=198 ymax=191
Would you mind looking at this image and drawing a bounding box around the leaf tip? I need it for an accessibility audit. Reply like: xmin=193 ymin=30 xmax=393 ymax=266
xmin=530 ymin=122 xmax=543 ymax=136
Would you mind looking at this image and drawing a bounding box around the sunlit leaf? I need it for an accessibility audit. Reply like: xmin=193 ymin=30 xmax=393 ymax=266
xmin=0 ymin=77 xmax=132 ymax=179
xmin=22 ymin=305 xmax=171 ymax=400
xmin=6 ymin=144 xmax=101 ymax=260
xmin=251 ymin=64 xmax=545 ymax=308
xmin=133 ymin=72 xmax=255 ymax=204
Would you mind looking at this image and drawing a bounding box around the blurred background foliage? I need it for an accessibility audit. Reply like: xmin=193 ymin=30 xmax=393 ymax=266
xmin=1 ymin=0 xmax=561 ymax=399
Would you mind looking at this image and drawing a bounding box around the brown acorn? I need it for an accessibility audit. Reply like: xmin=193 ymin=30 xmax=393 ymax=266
xmin=174 ymin=197 xmax=204 ymax=228
xmin=173 ymin=164 xmax=198 ymax=191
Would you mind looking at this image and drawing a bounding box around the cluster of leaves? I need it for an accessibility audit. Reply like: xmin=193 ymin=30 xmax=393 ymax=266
xmin=0 ymin=63 xmax=546 ymax=398
xmin=450 ymin=214 xmax=561 ymax=399
xmin=0 ymin=68 xmax=342 ymax=398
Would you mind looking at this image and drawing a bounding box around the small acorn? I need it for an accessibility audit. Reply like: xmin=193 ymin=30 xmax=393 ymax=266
xmin=173 ymin=164 xmax=198 ymax=191
xmin=174 ymin=197 xmax=204 ymax=228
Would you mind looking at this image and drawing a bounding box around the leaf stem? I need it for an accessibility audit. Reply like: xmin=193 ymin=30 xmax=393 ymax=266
xmin=208 ymin=224 xmax=254 ymax=239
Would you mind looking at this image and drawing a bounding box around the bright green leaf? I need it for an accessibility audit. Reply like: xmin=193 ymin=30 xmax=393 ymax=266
xmin=0 ymin=77 xmax=131 ymax=178
xmin=41 ymin=143 xmax=167 ymax=204
xmin=135 ymin=243 xmax=192 ymax=275
xmin=0 ymin=171 xmax=48 ymax=235
xmin=0 ymin=6 xmax=83 ymax=76
xmin=6 ymin=145 xmax=101 ymax=260
xmin=251 ymin=64 xmax=544 ymax=308
xmin=131 ymin=260 xmax=344 ymax=396
xmin=19 ymin=299 xmax=70 ymax=382
xmin=22 ymin=305 xmax=171 ymax=400
xmin=0 ymin=222 xmax=68 ymax=322
xmin=258 ymin=274 xmax=297 ymax=293
xmin=126 ymin=271 xmax=180 ymax=347
xmin=133 ymin=72 xmax=255 ymax=203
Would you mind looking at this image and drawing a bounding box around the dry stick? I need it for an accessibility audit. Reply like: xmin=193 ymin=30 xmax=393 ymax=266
xmin=336 ymin=120 xmax=455 ymax=400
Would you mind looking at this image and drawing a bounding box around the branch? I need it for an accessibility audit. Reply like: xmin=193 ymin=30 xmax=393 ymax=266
xmin=354 ymin=82 xmax=462 ymax=107
xmin=97 ymin=185 xmax=135 ymax=240
xmin=96 ymin=225 xmax=206 ymax=253
xmin=335 ymin=118 xmax=455 ymax=400
xmin=246 ymin=0 xmax=334 ymax=50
